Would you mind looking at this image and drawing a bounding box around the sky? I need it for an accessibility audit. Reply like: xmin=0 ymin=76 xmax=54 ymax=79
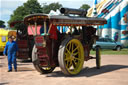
xmin=0 ymin=0 xmax=101 ymax=26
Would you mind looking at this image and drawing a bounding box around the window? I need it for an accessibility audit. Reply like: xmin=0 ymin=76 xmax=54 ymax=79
xmin=2 ymin=36 xmax=6 ymax=42
xmin=98 ymin=38 xmax=104 ymax=42
xmin=106 ymin=38 xmax=113 ymax=42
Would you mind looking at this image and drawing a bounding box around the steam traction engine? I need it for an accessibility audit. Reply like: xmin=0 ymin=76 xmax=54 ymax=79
xmin=24 ymin=8 xmax=107 ymax=75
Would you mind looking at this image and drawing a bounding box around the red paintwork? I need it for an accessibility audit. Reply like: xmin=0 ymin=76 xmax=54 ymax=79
xmin=35 ymin=36 xmax=58 ymax=67
xmin=17 ymin=40 xmax=30 ymax=59
xmin=49 ymin=25 xmax=58 ymax=40
xmin=10 ymin=21 xmax=23 ymax=27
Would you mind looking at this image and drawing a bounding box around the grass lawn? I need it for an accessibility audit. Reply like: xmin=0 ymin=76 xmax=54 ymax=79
xmin=90 ymin=48 xmax=128 ymax=55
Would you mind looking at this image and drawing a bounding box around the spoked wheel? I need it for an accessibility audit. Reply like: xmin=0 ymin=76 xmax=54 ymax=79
xmin=32 ymin=45 xmax=55 ymax=74
xmin=58 ymin=37 xmax=84 ymax=75
xmin=96 ymin=47 xmax=101 ymax=69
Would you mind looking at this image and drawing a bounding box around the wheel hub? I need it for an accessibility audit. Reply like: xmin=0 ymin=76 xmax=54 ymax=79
xmin=70 ymin=54 xmax=75 ymax=60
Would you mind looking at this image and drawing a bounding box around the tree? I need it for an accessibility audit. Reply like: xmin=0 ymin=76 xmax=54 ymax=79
xmin=80 ymin=4 xmax=90 ymax=10
xmin=8 ymin=0 xmax=43 ymax=29
xmin=42 ymin=2 xmax=62 ymax=14
xmin=23 ymin=0 xmax=42 ymax=14
xmin=0 ymin=20 xmax=6 ymax=28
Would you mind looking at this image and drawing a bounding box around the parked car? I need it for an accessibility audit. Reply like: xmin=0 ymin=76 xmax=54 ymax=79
xmin=93 ymin=37 xmax=123 ymax=51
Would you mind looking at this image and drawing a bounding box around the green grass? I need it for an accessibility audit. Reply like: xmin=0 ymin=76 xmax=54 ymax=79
xmin=90 ymin=48 xmax=128 ymax=55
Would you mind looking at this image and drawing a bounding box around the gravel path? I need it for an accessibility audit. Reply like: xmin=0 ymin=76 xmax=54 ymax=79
xmin=0 ymin=55 xmax=128 ymax=85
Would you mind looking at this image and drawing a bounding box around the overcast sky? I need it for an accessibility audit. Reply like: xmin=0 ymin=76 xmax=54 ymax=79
xmin=0 ymin=0 xmax=101 ymax=26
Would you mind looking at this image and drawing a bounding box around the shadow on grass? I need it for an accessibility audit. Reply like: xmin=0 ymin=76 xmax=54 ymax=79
xmin=46 ymin=64 xmax=128 ymax=77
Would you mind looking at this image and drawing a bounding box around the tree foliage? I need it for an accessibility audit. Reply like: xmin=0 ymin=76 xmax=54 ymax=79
xmin=8 ymin=0 xmax=63 ymax=29
xmin=42 ymin=2 xmax=62 ymax=14
xmin=8 ymin=0 xmax=90 ymax=30
xmin=0 ymin=20 xmax=6 ymax=28
xmin=8 ymin=0 xmax=43 ymax=29
xmin=79 ymin=4 xmax=90 ymax=10
xmin=23 ymin=0 xmax=42 ymax=14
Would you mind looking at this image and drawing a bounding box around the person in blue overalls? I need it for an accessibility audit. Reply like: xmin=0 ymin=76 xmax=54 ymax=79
xmin=3 ymin=36 xmax=18 ymax=72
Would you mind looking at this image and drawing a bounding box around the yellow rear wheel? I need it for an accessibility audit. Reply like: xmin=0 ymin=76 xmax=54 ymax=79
xmin=58 ymin=38 xmax=84 ymax=75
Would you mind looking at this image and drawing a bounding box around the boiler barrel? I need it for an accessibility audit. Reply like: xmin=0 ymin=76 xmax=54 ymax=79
xmin=60 ymin=7 xmax=87 ymax=17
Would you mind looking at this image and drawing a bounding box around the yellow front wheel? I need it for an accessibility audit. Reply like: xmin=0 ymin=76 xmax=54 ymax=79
xmin=58 ymin=37 xmax=84 ymax=75
xmin=32 ymin=45 xmax=55 ymax=74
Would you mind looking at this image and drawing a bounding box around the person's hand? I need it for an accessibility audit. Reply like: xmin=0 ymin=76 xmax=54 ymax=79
xmin=4 ymin=55 xmax=6 ymax=57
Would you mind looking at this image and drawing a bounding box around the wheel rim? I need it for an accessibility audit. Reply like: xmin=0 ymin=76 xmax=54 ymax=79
xmin=117 ymin=47 xmax=121 ymax=51
xmin=64 ymin=39 xmax=84 ymax=75
xmin=42 ymin=67 xmax=52 ymax=70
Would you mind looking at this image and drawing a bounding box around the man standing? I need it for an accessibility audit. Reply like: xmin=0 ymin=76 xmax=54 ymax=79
xmin=3 ymin=36 xmax=18 ymax=72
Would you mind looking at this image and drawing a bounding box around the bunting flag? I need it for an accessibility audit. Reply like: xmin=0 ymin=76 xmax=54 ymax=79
xmin=98 ymin=0 xmax=123 ymax=18
xmin=92 ymin=0 xmax=98 ymax=17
